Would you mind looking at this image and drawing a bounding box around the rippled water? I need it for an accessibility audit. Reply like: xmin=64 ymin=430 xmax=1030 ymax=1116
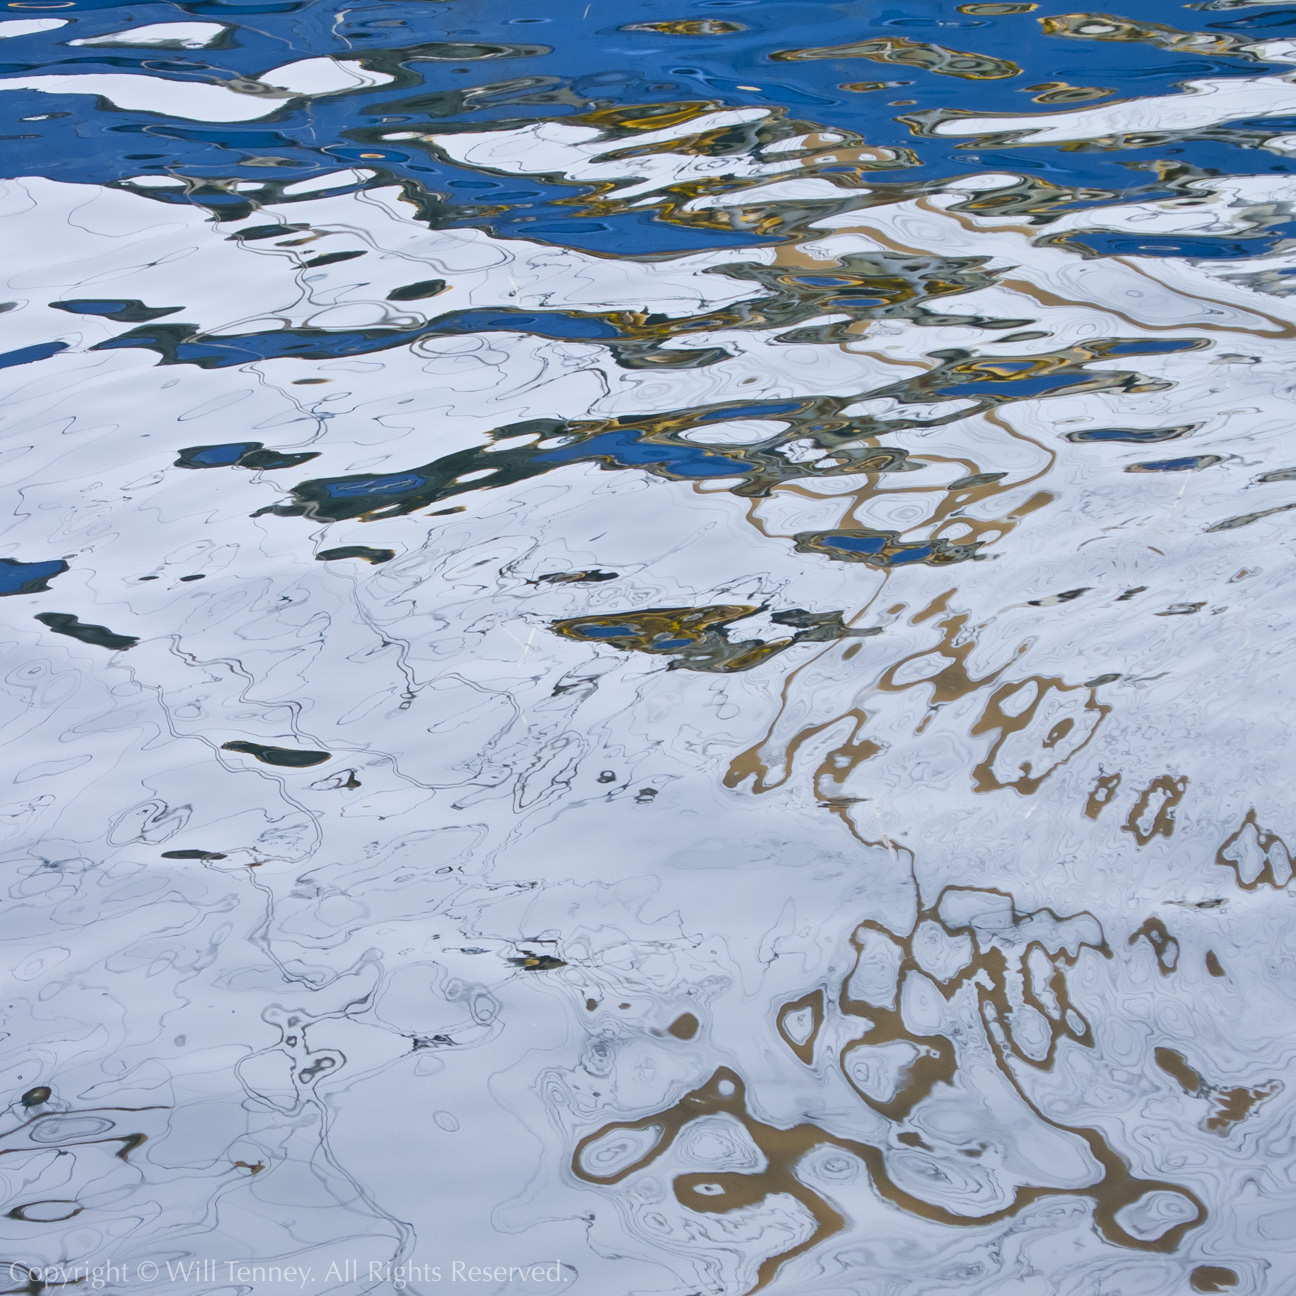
xmin=2 ymin=0 xmax=1296 ymax=1292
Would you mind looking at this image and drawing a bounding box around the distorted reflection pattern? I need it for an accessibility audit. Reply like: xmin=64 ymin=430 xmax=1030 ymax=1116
xmin=0 ymin=0 xmax=1293 ymax=1292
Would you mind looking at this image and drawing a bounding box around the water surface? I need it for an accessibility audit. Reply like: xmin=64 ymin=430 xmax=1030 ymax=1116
xmin=0 ymin=0 xmax=1294 ymax=1292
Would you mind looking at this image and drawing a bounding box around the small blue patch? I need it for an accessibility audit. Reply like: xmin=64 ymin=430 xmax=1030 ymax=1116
xmin=0 ymin=341 xmax=67 ymax=371
xmin=0 ymin=557 xmax=68 ymax=596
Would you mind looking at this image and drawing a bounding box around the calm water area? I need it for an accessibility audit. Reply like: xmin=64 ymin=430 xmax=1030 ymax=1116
xmin=0 ymin=0 xmax=1293 ymax=1292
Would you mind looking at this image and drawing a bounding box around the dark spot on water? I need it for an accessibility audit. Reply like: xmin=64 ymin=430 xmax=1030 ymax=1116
xmin=160 ymin=850 xmax=227 ymax=860
xmin=176 ymin=442 xmax=257 ymax=468
xmin=1206 ymin=951 xmax=1226 ymax=978
xmin=536 ymin=569 xmax=619 ymax=584
xmin=20 ymin=1087 xmax=50 ymax=1108
xmin=175 ymin=443 xmax=320 ymax=471
xmin=317 ymin=546 xmax=396 ymax=564
xmin=0 ymin=557 xmax=67 ymax=597
xmin=597 ymin=770 xmax=617 ymax=783
xmin=1029 ymin=587 xmax=1088 ymax=606
xmin=302 ymin=250 xmax=366 ymax=268
xmin=1064 ymin=426 xmax=1195 ymax=443
xmin=221 ymin=741 xmax=331 ymax=767
xmin=507 ymin=952 xmax=567 ymax=970
xmin=49 ymin=298 xmax=182 ymax=322
xmin=635 ymin=787 xmax=658 ymax=803
xmin=35 ymin=613 xmax=138 ymax=651
xmin=1126 ymin=455 xmax=1223 ymax=473
xmin=948 ymin=471 xmax=1006 ymax=489
xmin=179 ymin=574 xmax=205 ymax=582
xmin=387 ymin=278 xmax=448 ymax=301
xmin=1206 ymin=502 xmax=1296 ymax=532
xmin=239 ymin=449 xmax=321 ymax=471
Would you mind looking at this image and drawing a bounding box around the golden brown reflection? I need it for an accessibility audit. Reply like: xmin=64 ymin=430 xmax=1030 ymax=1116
xmin=1130 ymin=916 xmax=1179 ymax=975
xmin=1154 ymin=1046 xmax=1203 ymax=1093
xmin=1191 ymin=1268 xmax=1239 ymax=1293
xmin=970 ymin=676 xmax=1110 ymax=794
xmin=775 ymin=991 xmax=825 ymax=1065
xmin=725 ymin=707 xmax=877 ymax=797
xmin=1084 ymin=771 xmax=1122 ymax=818
xmin=878 ymin=610 xmax=1016 ymax=717
xmin=1205 ymin=1083 xmax=1279 ymax=1133
xmin=840 ymin=80 xmax=905 ymax=94
xmin=771 ymin=36 xmax=1020 ymax=80
xmin=1123 ymin=774 xmax=1189 ymax=846
xmin=726 ymin=571 xmax=1089 ymax=800
xmin=1215 ymin=808 xmax=1294 ymax=889
xmin=621 ymin=19 xmax=747 ymax=34
xmin=1155 ymin=1047 xmax=1279 ymax=1134
xmin=1026 ymin=80 xmax=1113 ymax=104
xmin=668 ymin=1013 xmax=700 ymax=1040
xmin=572 ymin=884 xmax=1206 ymax=1292
xmin=1040 ymin=11 xmax=1264 ymax=61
